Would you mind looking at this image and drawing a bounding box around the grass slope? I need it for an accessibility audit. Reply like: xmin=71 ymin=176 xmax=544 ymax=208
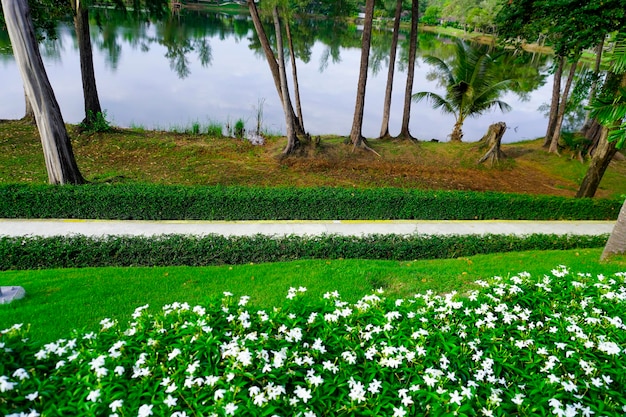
xmin=1 ymin=120 xmax=625 ymax=198
xmin=2 ymin=249 xmax=625 ymax=343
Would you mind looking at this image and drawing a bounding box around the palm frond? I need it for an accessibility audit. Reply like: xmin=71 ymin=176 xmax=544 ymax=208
xmin=412 ymin=91 xmax=455 ymax=115
xmin=422 ymin=55 xmax=455 ymax=86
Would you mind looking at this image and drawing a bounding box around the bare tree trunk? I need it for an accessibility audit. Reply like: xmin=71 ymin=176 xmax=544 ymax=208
xmin=285 ymin=21 xmax=304 ymax=133
xmin=247 ymin=0 xmax=302 ymax=137
xmin=379 ymin=0 xmax=402 ymax=139
xmin=548 ymin=58 xmax=578 ymax=154
xmin=71 ymin=0 xmax=102 ymax=125
xmin=2 ymin=0 xmax=85 ymax=184
xmin=478 ymin=122 xmax=507 ymax=166
xmin=349 ymin=0 xmax=376 ymax=152
xmin=601 ymin=199 xmax=626 ymax=261
xmin=22 ymin=87 xmax=35 ymax=124
xmin=575 ymin=127 xmax=617 ymax=198
xmin=543 ymin=56 xmax=564 ymax=148
xmin=398 ymin=0 xmax=418 ymax=140
xmin=581 ymin=40 xmax=604 ymax=135
xmin=272 ymin=6 xmax=298 ymax=156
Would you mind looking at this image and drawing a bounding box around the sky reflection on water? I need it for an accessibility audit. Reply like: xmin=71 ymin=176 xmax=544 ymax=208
xmin=0 ymin=23 xmax=554 ymax=143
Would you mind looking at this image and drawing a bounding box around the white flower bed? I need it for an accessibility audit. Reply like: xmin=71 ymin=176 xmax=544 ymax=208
xmin=1 ymin=266 xmax=625 ymax=417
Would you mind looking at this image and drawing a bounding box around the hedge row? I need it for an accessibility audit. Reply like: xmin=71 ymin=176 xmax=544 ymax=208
xmin=0 ymin=184 xmax=620 ymax=220
xmin=0 ymin=234 xmax=608 ymax=270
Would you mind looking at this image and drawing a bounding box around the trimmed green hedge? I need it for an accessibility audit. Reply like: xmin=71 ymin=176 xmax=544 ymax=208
xmin=0 ymin=184 xmax=620 ymax=220
xmin=0 ymin=234 xmax=608 ymax=270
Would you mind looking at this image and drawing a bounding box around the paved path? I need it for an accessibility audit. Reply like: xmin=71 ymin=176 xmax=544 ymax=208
xmin=0 ymin=219 xmax=615 ymax=237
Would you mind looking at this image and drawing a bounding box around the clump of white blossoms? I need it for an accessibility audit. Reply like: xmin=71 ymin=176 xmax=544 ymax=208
xmin=1 ymin=266 xmax=626 ymax=417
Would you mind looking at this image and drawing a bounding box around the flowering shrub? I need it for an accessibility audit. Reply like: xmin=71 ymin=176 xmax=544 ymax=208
xmin=1 ymin=266 xmax=626 ymax=417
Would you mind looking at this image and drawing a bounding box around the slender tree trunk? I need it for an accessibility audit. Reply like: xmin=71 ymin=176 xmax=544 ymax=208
xmin=22 ymin=87 xmax=35 ymax=124
xmin=548 ymin=59 xmax=578 ymax=154
xmin=575 ymin=127 xmax=617 ymax=198
xmin=582 ymin=40 xmax=604 ymax=135
xmin=379 ymin=0 xmax=402 ymax=139
xmin=602 ymin=199 xmax=626 ymax=260
xmin=398 ymin=0 xmax=419 ymax=140
xmin=272 ymin=6 xmax=298 ymax=156
xmin=285 ymin=21 xmax=304 ymax=133
xmin=3 ymin=0 xmax=85 ymax=184
xmin=543 ymin=56 xmax=564 ymax=148
xmin=576 ymin=72 xmax=626 ymax=198
xmin=450 ymin=118 xmax=464 ymax=142
xmin=349 ymin=0 xmax=376 ymax=150
xmin=247 ymin=0 xmax=302 ymax=137
xmin=71 ymin=0 xmax=102 ymax=125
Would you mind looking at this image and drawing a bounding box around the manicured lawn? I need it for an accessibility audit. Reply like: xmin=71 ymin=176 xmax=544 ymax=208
xmin=1 ymin=248 xmax=624 ymax=343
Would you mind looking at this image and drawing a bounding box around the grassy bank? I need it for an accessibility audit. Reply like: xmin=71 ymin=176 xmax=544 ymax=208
xmin=1 ymin=120 xmax=624 ymax=198
xmin=1 ymin=248 xmax=624 ymax=343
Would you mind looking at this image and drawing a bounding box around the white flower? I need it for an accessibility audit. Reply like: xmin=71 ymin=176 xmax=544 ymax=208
xmin=0 ymin=375 xmax=17 ymax=392
xmin=294 ymin=386 xmax=312 ymax=403
xmin=449 ymin=390 xmax=463 ymax=406
xmin=109 ymin=400 xmax=123 ymax=411
xmin=164 ymin=395 xmax=177 ymax=407
xmin=138 ymin=404 xmax=153 ymax=417
xmin=86 ymin=389 xmax=101 ymax=402
xmin=12 ymin=369 xmax=29 ymax=381
xmin=368 ymin=379 xmax=382 ymax=394
xmin=224 ymin=402 xmax=238 ymax=416
xmin=597 ymin=341 xmax=621 ymax=355
xmin=392 ymin=407 xmax=407 ymax=417
xmin=511 ymin=393 xmax=525 ymax=405
xmin=168 ymin=348 xmax=182 ymax=361
xmin=214 ymin=389 xmax=226 ymax=401
xmin=26 ymin=391 xmax=39 ymax=401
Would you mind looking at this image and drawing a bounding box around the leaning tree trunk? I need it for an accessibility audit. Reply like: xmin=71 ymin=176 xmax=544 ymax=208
xmin=378 ymin=0 xmax=402 ymax=139
xmin=548 ymin=58 xmax=578 ymax=154
xmin=543 ymin=56 xmax=564 ymax=148
xmin=22 ymin=87 xmax=35 ymax=124
xmin=601 ymin=199 xmax=626 ymax=261
xmin=349 ymin=0 xmax=376 ymax=151
xmin=285 ymin=21 xmax=305 ymax=134
xmin=575 ymin=127 xmax=617 ymax=198
xmin=398 ymin=0 xmax=418 ymax=140
xmin=2 ymin=0 xmax=85 ymax=184
xmin=71 ymin=0 xmax=102 ymax=125
xmin=272 ymin=7 xmax=298 ymax=156
xmin=247 ymin=0 xmax=302 ymax=137
xmin=478 ymin=122 xmax=507 ymax=166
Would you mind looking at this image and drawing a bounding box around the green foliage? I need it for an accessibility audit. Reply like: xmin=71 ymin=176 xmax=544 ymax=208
xmin=234 ymin=118 xmax=245 ymax=139
xmin=80 ymin=110 xmax=112 ymax=134
xmin=207 ymin=122 xmax=224 ymax=137
xmin=0 ymin=184 xmax=620 ymax=220
xmin=0 ymin=233 xmax=607 ymax=270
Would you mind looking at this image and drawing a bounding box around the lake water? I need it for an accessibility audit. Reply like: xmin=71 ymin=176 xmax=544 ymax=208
xmin=0 ymin=9 xmax=557 ymax=143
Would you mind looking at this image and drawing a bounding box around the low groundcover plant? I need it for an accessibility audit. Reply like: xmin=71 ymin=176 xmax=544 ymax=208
xmin=1 ymin=266 xmax=625 ymax=416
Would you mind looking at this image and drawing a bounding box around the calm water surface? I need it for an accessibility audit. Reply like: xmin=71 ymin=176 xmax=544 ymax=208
xmin=0 ymin=11 xmax=556 ymax=143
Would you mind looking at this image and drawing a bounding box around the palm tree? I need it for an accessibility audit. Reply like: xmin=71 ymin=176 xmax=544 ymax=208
xmin=413 ymin=40 xmax=513 ymax=142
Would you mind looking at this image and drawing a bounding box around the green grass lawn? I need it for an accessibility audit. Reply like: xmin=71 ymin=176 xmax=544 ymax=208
xmin=2 ymin=248 xmax=625 ymax=344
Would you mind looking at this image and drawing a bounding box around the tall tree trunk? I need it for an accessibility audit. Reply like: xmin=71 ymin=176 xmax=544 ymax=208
xmin=378 ymin=0 xmax=402 ymax=139
xmin=575 ymin=127 xmax=617 ymax=198
xmin=2 ymin=0 xmax=85 ymax=184
xmin=71 ymin=0 xmax=102 ymax=125
xmin=247 ymin=0 xmax=302 ymax=137
xmin=272 ymin=7 xmax=298 ymax=156
xmin=285 ymin=21 xmax=304 ymax=133
xmin=349 ymin=0 xmax=376 ymax=150
xmin=548 ymin=58 xmax=578 ymax=154
xmin=581 ymin=40 xmax=604 ymax=135
xmin=602 ymin=199 xmax=626 ymax=260
xmin=576 ymin=71 xmax=626 ymax=198
xmin=22 ymin=87 xmax=35 ymax=124
xmin=543 ymin=56 xmax=564 ymax=148
xmin=398 ymin=0 xmax=418 ymax=140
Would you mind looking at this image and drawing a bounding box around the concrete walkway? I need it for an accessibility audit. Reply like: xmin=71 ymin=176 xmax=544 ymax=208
xmin=0 ymin=219 xmax=615 ymax=237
